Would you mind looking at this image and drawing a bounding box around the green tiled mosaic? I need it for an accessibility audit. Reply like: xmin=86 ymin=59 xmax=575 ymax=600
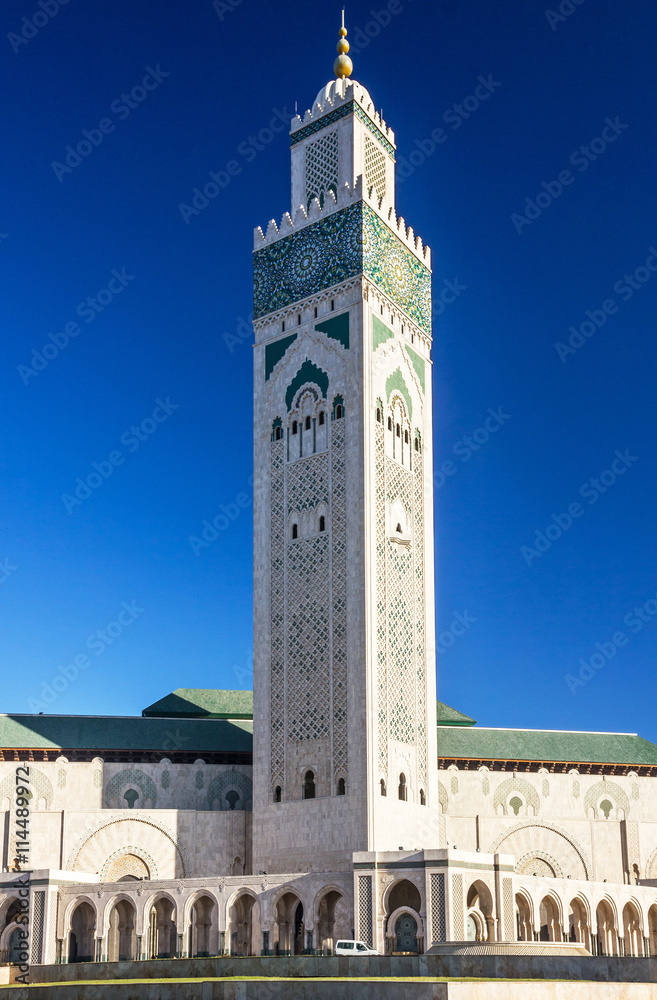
xmin=253 ymin=203 xmax=432 ymax=334
xmin=290 ymin=100 xmax=396 ymax=159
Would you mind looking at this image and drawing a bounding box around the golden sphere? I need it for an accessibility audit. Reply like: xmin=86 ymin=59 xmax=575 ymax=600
xmin=334 ymin=54 xmax=353 ymax=78
xmin=339 ymin=26 xmax=347 ymax=36
xmin=337 ymin=37 xmax=349 ymax=54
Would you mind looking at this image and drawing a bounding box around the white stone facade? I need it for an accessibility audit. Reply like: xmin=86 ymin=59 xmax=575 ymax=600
xmin=2 ymin=65 xmax=657 ymax=973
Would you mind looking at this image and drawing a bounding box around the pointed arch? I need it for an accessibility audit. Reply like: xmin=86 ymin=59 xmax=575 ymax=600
xmin=286 ymin=360 xmax=329 ymax=410
xmin=583 ymin=780 xmax=630 ymax=820
xmin=385 ymin=368 xmax=412 ymax=419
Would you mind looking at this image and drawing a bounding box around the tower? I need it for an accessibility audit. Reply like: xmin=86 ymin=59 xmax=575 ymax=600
xmin=252 ymin=24 xmax=438 ymax=874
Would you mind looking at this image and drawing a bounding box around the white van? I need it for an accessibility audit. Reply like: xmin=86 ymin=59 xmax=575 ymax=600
xmin=334 ymin=939 xmax=380 ymax=955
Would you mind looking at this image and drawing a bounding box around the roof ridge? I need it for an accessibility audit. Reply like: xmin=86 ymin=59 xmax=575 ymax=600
xmin=461 ymin=726 xmax=639 ymax=736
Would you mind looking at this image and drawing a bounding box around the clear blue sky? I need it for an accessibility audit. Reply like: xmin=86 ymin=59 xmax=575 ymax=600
xmin=2 ymin=0 xmax=656 ymax=741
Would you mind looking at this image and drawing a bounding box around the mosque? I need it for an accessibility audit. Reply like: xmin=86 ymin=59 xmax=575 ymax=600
xmin=2 ymin=22 xmax=657 ymax=971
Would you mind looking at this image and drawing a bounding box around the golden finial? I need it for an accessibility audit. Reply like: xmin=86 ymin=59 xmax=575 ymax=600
xmin=334 ymin=10 xmax=353 ymax=79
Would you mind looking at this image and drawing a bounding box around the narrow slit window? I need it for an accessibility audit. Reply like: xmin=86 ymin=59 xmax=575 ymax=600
xmin=337 ymin=777 xmax=346 ymax=796
xmin=396 ymin=423 xmax=400 ymax=437
xmin=292 ymin=421 xmax=298 ymax=435
xmin=380 ymin=779 xmax=387 ymax=797
xmin=387 ymin=417 xmax=392 ymax=431
xmin=303 ymin=770 xmax=316 ymax=799
xmin=404 ymin=429 xmax=409 ymax=444
xmin=319 ymin=515 xmax=326 ymax=532
xmin=318 ymin=411 xmax=325 ymax=425
xmin=274 ymin=786 xmax=281 ymax=803
xmin=291 ymin=523 xmax=298 ymax=540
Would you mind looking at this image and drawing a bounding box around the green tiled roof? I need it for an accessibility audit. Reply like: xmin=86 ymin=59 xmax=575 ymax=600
xmin=0 ymin=714 xmax=253 ymax=754
xmin=436 ymin=700 xmax=476 ymax=727
xmin=142 ymin=689 xmax=253 ymax=720
xmin=437 ymin=726 xmax=657 ymax=767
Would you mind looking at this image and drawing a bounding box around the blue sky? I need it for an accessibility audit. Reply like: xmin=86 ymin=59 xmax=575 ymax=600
xmin=2 ymin=0 xmax=657 ymax=742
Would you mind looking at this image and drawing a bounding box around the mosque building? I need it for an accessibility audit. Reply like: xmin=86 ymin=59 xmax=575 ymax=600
xmin=2 ymin=22 xmax=657 ymax=969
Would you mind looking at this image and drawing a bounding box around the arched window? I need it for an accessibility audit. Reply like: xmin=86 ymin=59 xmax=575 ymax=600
xmin=274 ymin=426 xmax=282 ymax=441
xmin=314 ymin=306 xmax=318 ymax=318
xmin=414 ymin=438 xmax=419 ymax=451
xmin=297 ymin=314 xmax=301 ymax=326
xmin=420 ymin=789 xmax=426 ymax=806
xmin=318 ymin=411 xmax=325 ymax=425
xmin=330 ymin=299 xmax=335 ymax=311
xmin=387 ymin=417 xmax=392 ymax=431
xmin=335 ymin=404 xmax=343 ymax=419
xmin=404 ymin=429 xmax=409 ymax=444
xmin=337 ymin=777 xmax=346 ymax=796
xmin=305 ymin=415 xmax=311 ymax=430
xmin=292 ymin=421 xmax=298 ymax=435
xmin=292 ymin=523 xmax=298 ymax=540
xmin=319 ymin=515 xmax=326 ymax=532
xmin=398 ymin=773 xmax=407 ymax=801
xmin=396 ymin=423 xmax=400 ymax=437
xmin=376 ymin=408 xmax=381 ymax=423
xmin=380 ymin=779 xmax=387 ymax=797
xmin=274 ymin=785 xmax=281 ymax=803
xmin=395 ymin=523 xmax=402 ymax=534
xmin=303 ymin=770 xmax=316 ymax=799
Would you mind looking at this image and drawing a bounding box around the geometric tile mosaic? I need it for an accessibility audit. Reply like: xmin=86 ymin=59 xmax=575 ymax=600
xmin=253 ymin=203 xmax=431 ymax=334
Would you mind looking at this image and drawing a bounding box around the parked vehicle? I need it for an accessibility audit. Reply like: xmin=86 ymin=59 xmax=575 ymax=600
xmin=334 ymin=939 xmax=380 ymax=956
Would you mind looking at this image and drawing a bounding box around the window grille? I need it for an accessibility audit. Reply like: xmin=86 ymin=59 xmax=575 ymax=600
xmin=364 ymin=135 xmax=386 ymax=201
xmin=305 ymin=131 xmax=338 ymax=209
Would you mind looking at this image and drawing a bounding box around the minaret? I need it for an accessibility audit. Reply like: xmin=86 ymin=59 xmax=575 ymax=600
xmin=252 ymin=22 xmax=437 ymax=874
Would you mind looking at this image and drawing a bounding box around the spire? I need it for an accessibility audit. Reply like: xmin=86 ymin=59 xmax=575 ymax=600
xmin=334 ymin=10 xmax=353 ymax=79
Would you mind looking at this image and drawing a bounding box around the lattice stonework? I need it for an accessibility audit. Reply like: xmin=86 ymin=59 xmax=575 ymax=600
xmin=364 ymin=135 xmax=386 ymax=202
xmin=358 ymin=875 xmax=374 ymax=947
xmin=430 ymin=873 xmax=446 ymax=944
xmin=270 ymin=441 xmax=285 ymax=786
xmin=105 ymin=853 xmax=150 ymax=881
xmin=502 ymin=878 xmax=514 ymax=938
xmin=375 ymin=422 xmax=387 ymax=777
xmin=31 ymin=890 xmax=45 ymax=964
xmin=286 ymin=451 xmax=329 ymax=511
xmin=286 ymin=452 xmax=331 ymax=743
xmin=375 ymin=442 xmax=427 ymax=786
xmin=305 ymin=130 xmax=338 ymax=209
xmin=287 ymin=533 xmax=331 ymax=741
xmin=451 ymin=874 xmax=464 ymax=940
xmin=414 ymin=449 xmax=426 ymax=789
xmin=332 ymin=420 xmax=348 ymax=775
